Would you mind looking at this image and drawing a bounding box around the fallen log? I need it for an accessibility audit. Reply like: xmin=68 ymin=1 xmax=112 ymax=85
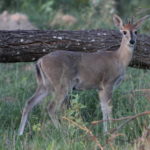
xmin=0 ymin=29 xmax=150 ymax=69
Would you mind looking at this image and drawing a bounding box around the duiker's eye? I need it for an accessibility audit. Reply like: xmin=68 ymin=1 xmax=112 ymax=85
xmin=123 ymin=31 xmax=127 ymax=35
xmin=134 ymin=31 xmax=137 ymax=34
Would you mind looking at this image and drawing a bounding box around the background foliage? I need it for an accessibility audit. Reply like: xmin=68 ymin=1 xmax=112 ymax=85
xmin=0 ymin=0 xmax=150 ymax=150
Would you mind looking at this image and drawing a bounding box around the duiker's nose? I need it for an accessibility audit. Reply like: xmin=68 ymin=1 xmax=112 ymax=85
xmin=129 ymin=40 xmax=135 ymax=45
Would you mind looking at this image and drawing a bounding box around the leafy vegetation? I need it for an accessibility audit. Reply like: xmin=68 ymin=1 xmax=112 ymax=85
xmin=0 ymin=0 xmax=150 ymax=149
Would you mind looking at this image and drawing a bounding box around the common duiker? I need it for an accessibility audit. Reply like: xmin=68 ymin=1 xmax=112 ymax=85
xmin=18 ymin=14 xmax=149 ymax=135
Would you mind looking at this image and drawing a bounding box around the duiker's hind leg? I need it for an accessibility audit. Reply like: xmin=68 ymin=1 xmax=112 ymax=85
xmin=47 ymin=86 xmax=68 ymax=128
xmin=18 ymin=86 xmax=49 ymax=135
xmin=99 ymin=85 xmax=113 ymax=133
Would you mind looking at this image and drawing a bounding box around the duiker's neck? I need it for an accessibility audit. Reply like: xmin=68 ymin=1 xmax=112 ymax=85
xmin=117 ymin=37 xmax=134 ymax=67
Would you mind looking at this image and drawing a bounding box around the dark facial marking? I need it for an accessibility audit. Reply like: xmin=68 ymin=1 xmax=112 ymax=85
xmin=129 ymin=31 xmax=135 ymax=45
xmin=130 ymin=31 xmax=134 ymax=40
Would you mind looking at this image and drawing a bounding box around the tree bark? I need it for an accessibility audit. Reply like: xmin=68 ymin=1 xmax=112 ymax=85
xmin=0 ymin=29 xmax=150 ymax=69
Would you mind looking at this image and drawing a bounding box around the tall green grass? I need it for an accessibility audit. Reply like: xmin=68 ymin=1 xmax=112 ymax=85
xmin=0 ymin=63 xmax=150 ymax=150
xmin=0 ymin=1 xmax=150 ymax=149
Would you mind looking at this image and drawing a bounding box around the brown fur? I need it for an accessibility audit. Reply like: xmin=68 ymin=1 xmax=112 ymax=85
xmin=18 ymin=14 xmax=149 ymax=135
xmin=123 ymin=24 xmax=135 ymax=30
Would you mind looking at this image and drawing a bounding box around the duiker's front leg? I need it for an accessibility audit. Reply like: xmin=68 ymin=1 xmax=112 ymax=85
xmin=99 ymin=85 xmax=113 ymax=132
xmin=18 ymin=86 xmax=48 ymax=135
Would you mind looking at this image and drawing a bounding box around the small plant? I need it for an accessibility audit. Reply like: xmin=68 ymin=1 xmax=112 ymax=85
xmin=65 ymin=93 xmax=86 ymax=122
xmin=40 ymin=0 xmax=54 ymax=15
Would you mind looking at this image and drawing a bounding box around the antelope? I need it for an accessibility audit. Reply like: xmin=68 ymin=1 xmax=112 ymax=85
xmin=18 ymin=14 xmax=149 ymax=135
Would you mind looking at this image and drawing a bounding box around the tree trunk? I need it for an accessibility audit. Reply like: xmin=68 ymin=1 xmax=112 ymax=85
xmin=0 ymin=29 xmax=150 ymax=69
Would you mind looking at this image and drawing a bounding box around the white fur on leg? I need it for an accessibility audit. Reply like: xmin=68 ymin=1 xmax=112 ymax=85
xmin=18 ymin=91 xmax=48 ymax=135
xmin=18 ymin=113 xmax=28 ymax=136
xmin=49 ymin=113 xmax=61 ymax=129
xmin=101 ymin=101 xmax=112 ymax=133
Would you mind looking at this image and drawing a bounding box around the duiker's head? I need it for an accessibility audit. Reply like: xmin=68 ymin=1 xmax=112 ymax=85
xmin=113 ymin=14 xmax=149 ymax=48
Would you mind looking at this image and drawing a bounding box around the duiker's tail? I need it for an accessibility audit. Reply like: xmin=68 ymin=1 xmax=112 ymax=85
xmin=35 ymin=61 xmax=47 ymax=86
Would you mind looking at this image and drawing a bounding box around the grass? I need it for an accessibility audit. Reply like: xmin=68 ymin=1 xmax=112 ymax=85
xmin=0 ymin=2 xmax=150 ymax=149
xmin=0 ymin=63 xmax=150 ymax=150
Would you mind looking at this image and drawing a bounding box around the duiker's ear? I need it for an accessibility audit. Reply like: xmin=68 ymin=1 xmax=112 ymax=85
xmin=133 ymin=15 xmax=150 ymax=29
xmin=113 ymin=14 xmax=123 ymax=29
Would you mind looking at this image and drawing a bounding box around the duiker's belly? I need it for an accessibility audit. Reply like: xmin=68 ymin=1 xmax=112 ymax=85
xmin=73 ymin=77 xmax=100 ymax=90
